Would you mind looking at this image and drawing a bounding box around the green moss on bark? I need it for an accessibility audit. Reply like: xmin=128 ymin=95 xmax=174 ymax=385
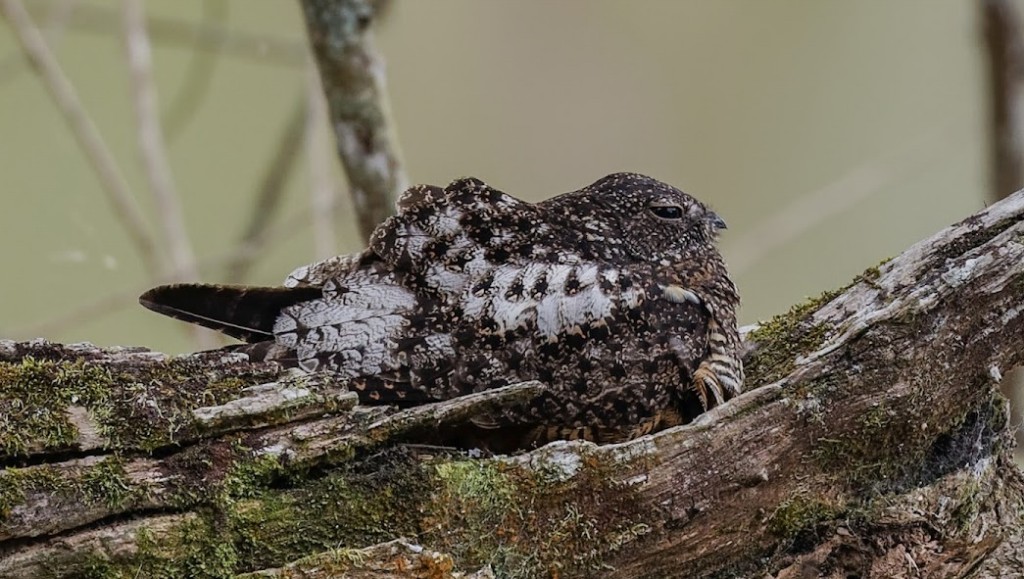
xmin=744 ymin=291 xmax=839 ymax=386
xmin=21 ymin=445 xmax=651 ymax=578
xmin=422 ymin=451 xmax=653 ymax=578
xmin=0 ymin=355 xmax=279 ymax=456
xmin=0 ymin=358 xmax=116 ymax=455
xmin=767 ymin=491 xmax=844 ymax=544
xmin=0 ymin=455 xmax=140 ymax=524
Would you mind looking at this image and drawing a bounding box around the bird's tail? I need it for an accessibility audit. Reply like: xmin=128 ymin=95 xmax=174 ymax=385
xmin=139 ymin=284 xmax=322 ymax=343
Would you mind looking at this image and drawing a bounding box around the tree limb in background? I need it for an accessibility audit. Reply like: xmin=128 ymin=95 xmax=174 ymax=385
xmin=26 ymin=0 xmax=306 ymax=68
xmin=224 ymin=98 xmax=308 ymax=284
xmin=0 ymin=0 xmax=77 ymax=86
xmin=161 ymin=0 xmax=228 ymax=142
xmin=981 ymin=0 xmax=1024 ymax=458
xmin=2 ymin=190 xmax=1023 ymax=578
xmin=0 ymin=0 xmax=163 ymax=277
xmin=306 ymin=62 xmax=339 ymax=259
xmin=299 ymin=0 xmax=407 ymax=242
xmin=982 ymin=0 xmax=1024 ymax=199
xmin=122 ymin=0 xmax=213 ymax=348
xmin=121 ymin=0 xmax=196 ymax=283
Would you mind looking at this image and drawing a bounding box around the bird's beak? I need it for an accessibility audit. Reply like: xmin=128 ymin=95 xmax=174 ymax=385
xmin=708 ymin=211 xmax=727 ymax=230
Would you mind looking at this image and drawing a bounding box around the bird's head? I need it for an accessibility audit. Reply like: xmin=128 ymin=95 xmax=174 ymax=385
xmin=571 ymin=172 xmax=727 ymax=263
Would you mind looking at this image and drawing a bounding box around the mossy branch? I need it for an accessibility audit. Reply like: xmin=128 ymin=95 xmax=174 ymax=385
xmin=2 ymin=192 xmax=1024 ymax=578
xmin=298 ymin=0 xmax=407 ymax=242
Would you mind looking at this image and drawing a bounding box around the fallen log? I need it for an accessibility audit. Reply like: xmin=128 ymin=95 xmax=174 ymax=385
xmin=2 ymin=190 xmax=1024 ymax=578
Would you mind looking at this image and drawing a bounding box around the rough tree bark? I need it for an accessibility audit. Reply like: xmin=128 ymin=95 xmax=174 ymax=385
xmin=1 ymin=191 xmax=1024 ymax=578
xmin=298 ymin=0 xmax=406 ymax=244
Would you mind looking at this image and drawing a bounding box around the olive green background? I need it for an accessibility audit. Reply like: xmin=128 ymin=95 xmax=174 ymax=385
xmin=0 ymin=1 xmax=996 ymax=354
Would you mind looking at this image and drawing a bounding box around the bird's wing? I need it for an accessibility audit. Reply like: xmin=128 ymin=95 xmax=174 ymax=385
xmin=442 ymin=260 xmax=714 ymax=436
xmin=651 ymin=265 xmax=739 ymax=408
xmin=283 ymin=251 xmax=370 ymax=288
xmin=369 ymin=178 xmax=557 ymax=295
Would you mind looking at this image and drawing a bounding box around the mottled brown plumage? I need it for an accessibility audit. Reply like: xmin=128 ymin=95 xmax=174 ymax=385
xmin=141 ymin=173 xmax=742 ymax=448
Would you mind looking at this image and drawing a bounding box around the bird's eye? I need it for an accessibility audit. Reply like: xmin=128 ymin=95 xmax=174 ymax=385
xmin=649 ymin=204 xmax=685 ymax=220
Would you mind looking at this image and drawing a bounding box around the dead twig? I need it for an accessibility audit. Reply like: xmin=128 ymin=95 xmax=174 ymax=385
xmin=0 ymin=0 xmax=162 ymax=276
xmin=121 ymin=0 xmax=196 ymax=284
xmin=224 ymin=98 xmax=309 ymax=284
xmin=306 ymin=62 xmax=339 ymax=259
xmin=25 ymin=1 xmax=306 ymax=67
xmin=160 ymin=0 xmax=228 ymax=141
xmin=122 ymin=0 xmax=212 ymax=348
xmin=0 ymin=0 xmax=77 ymax=86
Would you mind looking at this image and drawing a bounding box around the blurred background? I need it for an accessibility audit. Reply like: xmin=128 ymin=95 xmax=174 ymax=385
xmin=0 ymin=0 xmax=1010 ymax=359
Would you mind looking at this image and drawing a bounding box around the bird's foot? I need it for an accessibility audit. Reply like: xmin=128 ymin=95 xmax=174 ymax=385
xmin=692 ymin=363 xmax=727 ymax=411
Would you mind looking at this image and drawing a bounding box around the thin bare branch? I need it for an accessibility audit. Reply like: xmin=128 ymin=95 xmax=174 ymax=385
xmin=299 ymin=0 xmax=408 ymax=242
xmin=0 ymin=0 xmax=77 ymax=85
xmin=306 ymin=62 xmax=338 ymax=259
xmin=0 ymin=0 xmax=162 ymax=275
xmin=224 ymin=98 xmax=308 ymax=284
xmin=34 ymin=1 xmax=305 ymax=66
xmin=161 ymin=0 xmax=227 ymax=141
xmin=121 ymin=0 xmax=195 ymax=282
xmin=122 ymin=0 xmax=213 ymax=348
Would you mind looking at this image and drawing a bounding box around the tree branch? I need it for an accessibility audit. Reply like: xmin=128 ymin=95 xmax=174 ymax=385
xmin=982 ymin=0 xmax=1024 ymax=199
xmin=14 ymin=1 xmax=307 ymax=69
xmin=0 ymin=0 xmax=162 ymax=276
xmin=224 ymin=98 xmax=308 ymax=284
xmin=1 ymin=191 xmax=1024 ymax=577
xmin=122 ymin=0 xmax=197 ymax=284
xmin=299 ymin=0 xmax=407 ymax=242
xmin=306 ymin=61 xmax=340 ymax=259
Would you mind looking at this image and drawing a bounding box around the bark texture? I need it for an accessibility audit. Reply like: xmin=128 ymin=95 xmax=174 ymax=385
xmin=298 ymin=0 xmax=406 ymax=243
xmin=2 ymin=191 xmax=1024 ymax=578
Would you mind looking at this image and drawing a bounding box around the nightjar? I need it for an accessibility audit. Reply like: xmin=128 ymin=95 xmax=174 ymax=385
xmin=141 ymin=173 xmax=742 ymax=448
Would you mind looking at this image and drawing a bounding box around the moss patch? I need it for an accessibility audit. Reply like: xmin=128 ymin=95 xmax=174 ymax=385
xmin=423 ymin=453 xmax=652 ymax=578
xmin=61 ymin=515 xmax=238 ymax=579
xmin=811 ymin=399 xmax=929 ymax=490
xmin=810 ymin=384 xmax=1000 ymax=496
xmin=0 ymin=358 xmax=116 ymax=455
xmin=768 ymin=491 xmax=844 ymax=547
xmin=744 ymin=291 xmax=839 ymax=387
xmin=0 ymin=455 xmax=141 ymax=524
xmin=228 ymin=453 xmax=432 ymax=573
xmin=36 ymin=451 xmax=430 ymax=578
xmin=0 ymin=354 xmax=280 ymax=456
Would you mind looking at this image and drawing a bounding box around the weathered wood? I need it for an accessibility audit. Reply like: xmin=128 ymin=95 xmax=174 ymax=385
xmin=236 ymin=539 xmax=495 ymax=579
xmin=1 ymin=191 xmax=1024 ymax=578
xmin=0 ymin=513 xmax=198 ymax=578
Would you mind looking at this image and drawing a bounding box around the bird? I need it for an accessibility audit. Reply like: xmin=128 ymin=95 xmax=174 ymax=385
xmin=140 ymin=173 xmax=742 ymax=449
